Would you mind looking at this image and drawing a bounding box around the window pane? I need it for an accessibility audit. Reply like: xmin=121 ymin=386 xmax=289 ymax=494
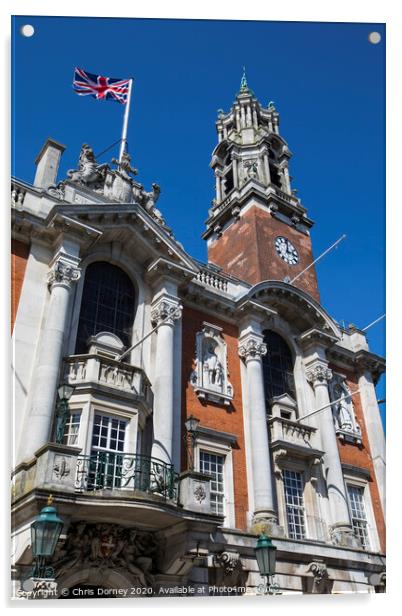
xmin=62 ymin=411 xmax=81 ymax=446
xmin=75 ymin=262 xmax=135 ymax=353
xmin=283 ymin=470 xmax=306 ymax=540
xmin=262 ymin=331 xmax=295 ymax=405
xmin=200 ymin=451 xmax=225 ymax=516
xmin=347 ymin=485 xmax=370 ymax=549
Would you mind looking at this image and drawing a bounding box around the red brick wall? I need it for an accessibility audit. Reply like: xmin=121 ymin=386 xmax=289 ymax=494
xmin=330 ymin=366 xmax=386 ymax=552
xmin=181 ymin=306 xmax=249 ymax=530
xmin=11 ymin=239 xmax=29 ymax=332
xmin=208 ymin=204 xmax=320 ymax=302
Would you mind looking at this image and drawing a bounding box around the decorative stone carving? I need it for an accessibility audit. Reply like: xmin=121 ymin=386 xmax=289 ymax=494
xmin=53 ymin=522 xmax=157 ymax=587
xmin=194 ymin=484 xmax=207 ymax=503
xmin=238 ymin=334 xmax=267 ymax=361
xmin=306 ymin=561 xmax=332 ymax=593
xmin=211 ymin=551 xmax=248 ymax=592
xmin=47 ymin=181 xmax=66 ymax=200
xmin=150 ymin=298 xmax=182 ymax=326
xmin=244 ymin=159 xmax=259 ymax=180
xmin=190 ymin=322 xmax=233 ymax=405
xmin=47 ymin=258 xmax=81 ymax=290
xmin=53 ymin=456 xmax=70 ymax=480
xmin=329 ymin=374 xmax=362 ymax=444
xmin=112 ymin=150 xmax=138 ymax=179
xmin=306 ymin=364 xmax=333 ymax=385
xmin=67 ymin=143 xmax=108 ymax=187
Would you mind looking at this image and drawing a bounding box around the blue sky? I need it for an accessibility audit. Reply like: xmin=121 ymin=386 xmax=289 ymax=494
xmin=12 ymin=16 xmax=386 ymax=425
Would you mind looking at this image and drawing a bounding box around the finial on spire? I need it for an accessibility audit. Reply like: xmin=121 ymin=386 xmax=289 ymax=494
xmin=47 ymin=494 xmax=53 ymax=506
xmin=240 ymin=66 xmax=249 ymax=93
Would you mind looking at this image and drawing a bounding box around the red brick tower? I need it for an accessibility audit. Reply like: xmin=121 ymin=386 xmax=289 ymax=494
xmin=203 ymin=73 xmax=320 ymax=302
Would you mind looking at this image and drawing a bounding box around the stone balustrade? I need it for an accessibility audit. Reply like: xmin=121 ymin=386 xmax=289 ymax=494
xmin=197 ymin=268 xmax=228 ymax=292
xmin=63 ymin=354 xmax=152 ymax=404
xmin=269 ymin=416 xmax=320 ymax=451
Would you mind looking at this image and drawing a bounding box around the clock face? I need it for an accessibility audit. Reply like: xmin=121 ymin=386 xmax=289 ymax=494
xmin=275 ymin=236 xmax=299 ymax=265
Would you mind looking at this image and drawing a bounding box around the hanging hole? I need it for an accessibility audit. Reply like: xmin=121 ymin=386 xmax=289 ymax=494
xmin=20 ymin=24 xmax=35 ymax=37
xmin=368 ymin=32 xmax=381 ymax=45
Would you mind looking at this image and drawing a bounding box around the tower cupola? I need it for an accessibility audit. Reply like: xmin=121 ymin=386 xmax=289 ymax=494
xmin=204 ymin=73 xmax=320 ymax=302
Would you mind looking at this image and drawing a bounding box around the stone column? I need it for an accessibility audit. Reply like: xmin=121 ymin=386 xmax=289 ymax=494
xmin=263 ymin=153 xmax=271 ymax=185
xmin=215 ymin=173 xmax=222 ymax=203
xmin=19 ymin=253 xmax=81 ymax=461
xmin=150 ymin=296 xmax=182 ymax=465
xmin=239 ymin=333 xmax=278 ymax=528
xmin=306 ymin=362 xmax=357 ymax=546
xmin=282 ymin=165 xmax=291 ymax=194
xmin=232 ymin=156 xmax=238 ymax=188
xmin=358 ymin=369 xmax=386 ymax=515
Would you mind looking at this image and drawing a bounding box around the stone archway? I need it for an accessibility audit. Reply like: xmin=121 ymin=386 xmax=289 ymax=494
xmin=57 ymin=567 xmax=135 ymax=599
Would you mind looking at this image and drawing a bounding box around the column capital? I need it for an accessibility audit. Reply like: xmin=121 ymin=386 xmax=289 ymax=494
xmin=151 ymin=296 xmax=182 ymax=326
xmin=47 ymin=255 xmax=81 ymax=291
xmin=238 ymin=333 xmax=267 ymax=361
xmin=306 ymin=363 xmax=333 ymax=386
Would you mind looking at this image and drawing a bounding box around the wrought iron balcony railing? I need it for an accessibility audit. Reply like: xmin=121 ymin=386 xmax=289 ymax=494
xmin=75 ymin=451 xmax=178 ymax=501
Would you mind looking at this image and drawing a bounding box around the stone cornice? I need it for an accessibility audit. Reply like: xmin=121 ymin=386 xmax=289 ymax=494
xmin=298 ymin=327 xmax=340 ymax=351
xmin=327 ymin=346 xmax=386 ymax=382
xmin=146 ymin=257 xmax=198 ymax=288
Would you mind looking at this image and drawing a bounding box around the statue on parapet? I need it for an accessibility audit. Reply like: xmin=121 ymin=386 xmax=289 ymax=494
xmin=112 ymin=150 xmax=138 ymax=179
xmin=68 ymin=143 xmax=108 ymax=186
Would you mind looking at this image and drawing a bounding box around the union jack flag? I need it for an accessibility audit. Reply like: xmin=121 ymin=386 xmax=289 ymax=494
xmin=73 ymin=68 xmax=130 ymax=104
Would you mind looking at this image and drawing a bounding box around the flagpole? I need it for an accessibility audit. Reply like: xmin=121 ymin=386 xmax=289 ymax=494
xmin=119 ymin=78 xmax=133 ymax=161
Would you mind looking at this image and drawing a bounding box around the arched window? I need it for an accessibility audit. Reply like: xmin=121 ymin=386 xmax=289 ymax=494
xmin=75 ymin=262 xmax=135 ymax=354
xmin=262 ymin=330 xmax=295 ymax=404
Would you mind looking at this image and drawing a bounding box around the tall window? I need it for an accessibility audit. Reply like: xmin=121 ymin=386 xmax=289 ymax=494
xmin=347 ymin=485 xmax=370 ymax=549
xmin=262 ymin=330 xmax=295 ymax=404
xmin=75 ymin=262 xmax=135 ymax=354
xmin=199 ymin=451 xmax=225 ymax=515
xmin=283 ymin=469 xmax=306 ymax=540
xmin=88 ymin=413 xmax=128 ymax=490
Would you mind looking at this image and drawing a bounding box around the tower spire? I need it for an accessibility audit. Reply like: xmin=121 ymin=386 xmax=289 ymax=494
xmin=239 ymin=66 xmax=249 ymax=93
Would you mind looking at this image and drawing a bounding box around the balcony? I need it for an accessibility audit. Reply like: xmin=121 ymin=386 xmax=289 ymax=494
xmin=268 ymin=394 xmax=322 ymax=458
xmin=269 ymin=416 xmax=320 ymax=451
xmin=75 ymin=451 xmax=178 ymax=502
xmin=63 ymin=353 xmax=152 ymax=409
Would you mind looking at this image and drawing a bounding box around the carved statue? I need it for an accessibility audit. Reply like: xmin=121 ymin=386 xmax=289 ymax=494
xmin=112 ymin=151 xmax=138 ymax=179
xmin=141 ymin=182 xmax=161 ymax=211
xmin=203 ymin=342 xmax=223 ymax=389
xmin=67 ymin=143 xmax=108 ymax=186
xmin=333 ymin=383 xmax=354 ymax=431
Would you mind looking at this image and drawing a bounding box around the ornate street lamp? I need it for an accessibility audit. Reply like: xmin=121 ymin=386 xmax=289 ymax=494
xmin=255 ymin=533 xmax=280 ymax=595
xmin=30 ymin=495 xmax=64 ymax=579
xmin=55 ymin=383 xmax=75 ymax=444
xmin=20 ymin=496 xmax=64 ymax=591
xmin=184 ymin=415 xmax=200 ymax=471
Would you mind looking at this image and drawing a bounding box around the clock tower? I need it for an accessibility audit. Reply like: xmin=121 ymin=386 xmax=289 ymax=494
xmin=203 ymin=73 xmax=320 ymax=302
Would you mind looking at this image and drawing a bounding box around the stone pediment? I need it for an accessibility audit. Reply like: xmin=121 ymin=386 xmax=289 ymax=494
xmin=54 ymin=202 xmax=200 ymax=277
